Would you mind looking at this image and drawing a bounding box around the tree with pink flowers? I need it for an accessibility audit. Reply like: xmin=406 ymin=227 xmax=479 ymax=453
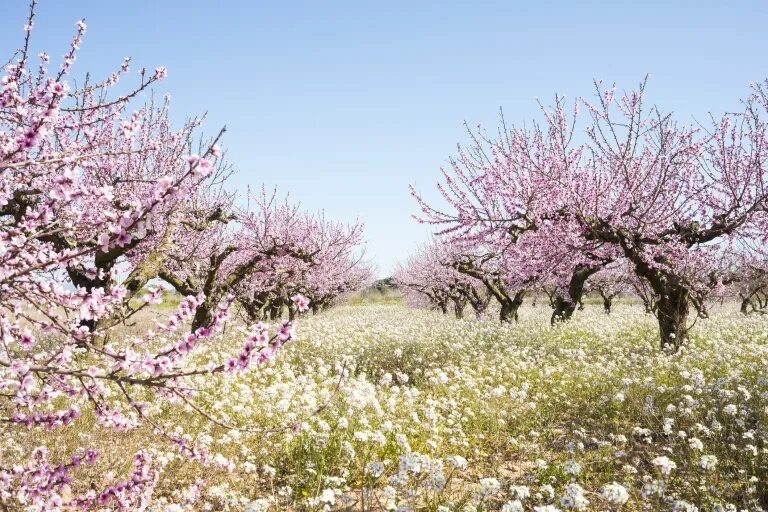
xmin=585 ymin=260 xmax=633 ymax=314
xmin=395 ymin=240 xmax=493 ymax=320
xmin=411 ymin=108 xmax=614 ymax=324
xmin=412 ymin=79 xmax=768 ymax=350
xmin=726 ymin=254 xmax=768 ymax=314
xmin=0 ymin=7 xmax=316 ymax=507
xmin=159 ymin=188 xmax=320 ymax=330
xmin=231 ymin=203 xmax=370 ymax=321
xmin=566 ymin=79 xmax=768 ymax=350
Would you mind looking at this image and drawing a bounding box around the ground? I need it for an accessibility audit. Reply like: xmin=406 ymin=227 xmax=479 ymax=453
xmin=3 ymin=300 xmax=767 ymax=511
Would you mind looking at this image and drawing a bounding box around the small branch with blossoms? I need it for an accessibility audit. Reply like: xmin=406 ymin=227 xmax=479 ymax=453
xmin=0 ymin=1 xmax=362 ymax=508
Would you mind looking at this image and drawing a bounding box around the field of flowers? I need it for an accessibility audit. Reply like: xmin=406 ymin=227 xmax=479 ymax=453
xmin=4 ymin=300 xmax=767 ymax=511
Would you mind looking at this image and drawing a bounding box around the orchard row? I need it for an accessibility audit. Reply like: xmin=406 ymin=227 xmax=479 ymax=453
xmin=400 ymin=78 xmax=768 ymax=351
xmin=0 ymin=6 xmax=368 ymax=509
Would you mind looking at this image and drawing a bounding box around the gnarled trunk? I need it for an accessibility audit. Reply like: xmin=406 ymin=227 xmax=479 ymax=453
xmin=499 ymin=291 xmax=525 ymax=323
xmin=643 ymin=299 xmax=654 ymax=314
xmin=67 ymin=264 xmax=114 ymax=343
xmin=550 ymin=295 xmax=577 ymax=325
xmin=655 ymin=285 xmax=689 ymax=351
xmin=550 ymin=265 xmax=599 ymax=325
xmin=269 ymin=304 xmax=283 ymax=321
xmin=453 ymin=297 xmax=466 ymax=319
xmin=192 ymin=299 xmax=217 ymax=332
xmin=598 ymin=290 xmax=613 ymax=314
xmin=465 ymin=288 xmax=490 ymax=320
xmin=740 ymin=296 xmax=749 ymax=314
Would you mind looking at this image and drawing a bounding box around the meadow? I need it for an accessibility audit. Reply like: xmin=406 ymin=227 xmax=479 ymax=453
xmin=6 ymin=297 xmax=766 ymax=512
xmin=4 ymin=2 xmax=768 ymax=511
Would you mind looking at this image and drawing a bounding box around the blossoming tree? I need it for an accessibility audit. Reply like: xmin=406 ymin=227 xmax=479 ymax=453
xmin=394 ymin=240 xmax=492 ymax=320
xmin=567 ymin=79 xmax=768 ymax=349
xmin=411 ymin=109 xmax=613 ymax=324
xmin=0 ymin=8 xmax=314 ymax=508
xmin=412 ymin=79 xmax=768 ymax=350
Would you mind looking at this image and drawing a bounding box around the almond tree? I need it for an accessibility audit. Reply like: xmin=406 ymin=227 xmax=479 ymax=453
xmin=0 ymin=8 xmax=309 ymax=508
xmin=568 ymin=79 xmax=768 ymax=350
xmin=729 ymin=254 xmax=768 ymax=314
xmin=298 ymin=216 xmax=371 ymax=315
xmin=159 ymin=188 xmax=317 ymax=331
xmin=416 ymin=79 xmax=768 ymax=350
xmin=395 ymin=241 xmax=492 ymax=319
xmin=585 ymin=260 xmax=632 ymax=314
xmin=412 ymin=108 xmax=612 ymax=323
xmin=234 ymin=210 xmax=369 ymax=320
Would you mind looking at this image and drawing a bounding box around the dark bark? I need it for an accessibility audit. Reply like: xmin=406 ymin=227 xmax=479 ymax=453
xmin=452 ymin=297 xmax=466 ymax=319
xmin=550 ymin=265 xmax=600 ymax=325
xmin=655 ymin=285 xmax=690 ymax=351
xmin=499 ymin=290 xmax=525 ymax=323
xmin=269 ymin=304 xmax=283 ymax=321
xmin=739 ymin=290 xmax=768 ymax=315
xmin=192 ymin=303 xmax=216 ymax=332
xmin=619 ymin=241 xmax=690 ymax=351
xmin=550 ymin=295 xmax=576 ymax=325
xmin=162 ymin=243 xmax=314 ymax=332
xmin=602 ymin=295 xmax=612 ymax=314
xmin=641 ymin=297 xmax=656 ymax=314
xmin=238 ymin=291 xmax=274 ymax=322
xmin=468 ymin=291 xmax=490 ymax=320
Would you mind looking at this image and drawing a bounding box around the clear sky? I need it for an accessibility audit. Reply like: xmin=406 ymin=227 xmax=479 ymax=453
xmin=2 ymin=1 xmax=767 ymax=276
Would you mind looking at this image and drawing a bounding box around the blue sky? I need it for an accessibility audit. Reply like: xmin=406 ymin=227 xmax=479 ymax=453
xmin=2 ymin=1 xmax=766 ymax=276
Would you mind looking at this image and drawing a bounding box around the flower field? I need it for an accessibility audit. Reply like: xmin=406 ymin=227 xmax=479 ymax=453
xmin=7 ymin=300 xmax=765 ymax=511
xmin=4 ymin=2 xmax=768 ymax=510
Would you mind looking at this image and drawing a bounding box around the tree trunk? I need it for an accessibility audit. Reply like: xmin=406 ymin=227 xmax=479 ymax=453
xmin=550 ymin=295 xmax=578 ymax=325
xmin=453 ymin=298 xmax=466 ymax=319
xmin=269 ymin=304 xmax=283 ymax=321
xmin=499 ymin=291 xmax=525 ymax=323
xmin=191 ymin=300 xmax=216 ymax=332
xmin=550 ymin=265 xmax=601 ymax=325
xmin=655 ymin=286 xmax=689 ymax=351
xmin=499 ymin=302 xmax=515 ymax=322
xmin=643 ymin=300 xmax=654 ymax=314
xmin=466 ymin=288 xmax=489 ymax=320
xmin=469 ymin=299 xmax=484 ymax=319
xmin=599 ymin=291 xmax=612 ymax=314
xmin=740 ymin=296 xmax=750 ymax=315
xmin=67 ymin=265 xmax=113 ymax=341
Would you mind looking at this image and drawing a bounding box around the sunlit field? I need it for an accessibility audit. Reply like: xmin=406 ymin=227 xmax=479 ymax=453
xmin=5 ymin=298 xmax=765 ymax=511
xmin=5 ymin=1 xmax=768 ymax=510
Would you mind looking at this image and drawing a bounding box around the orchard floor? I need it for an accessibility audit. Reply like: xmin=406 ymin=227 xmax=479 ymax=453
xmin=4 ymin=301 xmax=768 ymax=511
